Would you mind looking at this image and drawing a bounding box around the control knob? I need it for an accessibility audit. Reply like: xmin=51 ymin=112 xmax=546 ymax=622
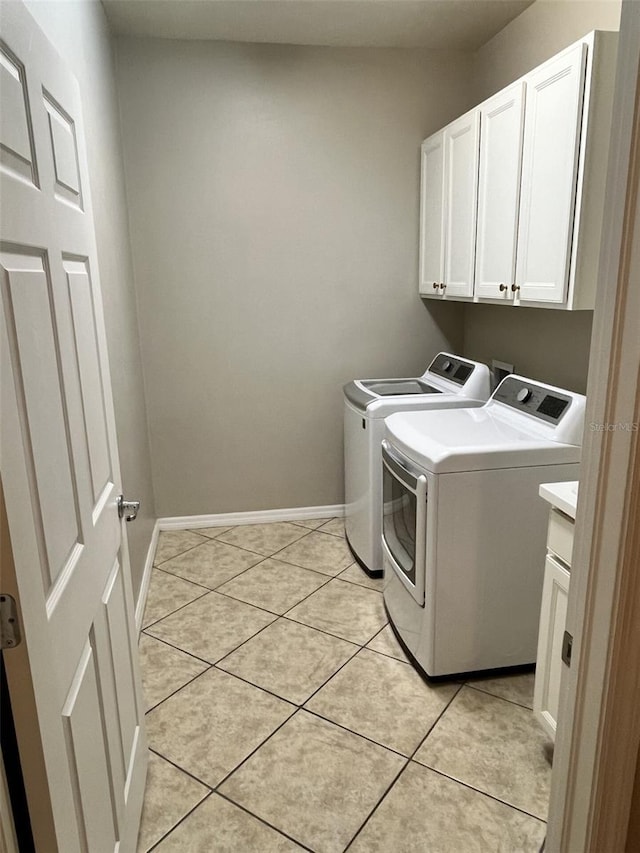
xmin=442 ymin=360 xmax=453 ymax=372
xmin=516 ymin=387 xmax=532 ymax=404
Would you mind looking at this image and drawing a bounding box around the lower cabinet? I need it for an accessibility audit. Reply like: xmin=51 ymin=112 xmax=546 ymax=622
xmin=534 ymin=553 xmax=571 ymax=740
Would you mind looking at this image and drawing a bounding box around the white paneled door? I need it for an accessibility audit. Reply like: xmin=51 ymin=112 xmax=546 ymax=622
xmin=0 ymin=4 xmax=147 ymax=851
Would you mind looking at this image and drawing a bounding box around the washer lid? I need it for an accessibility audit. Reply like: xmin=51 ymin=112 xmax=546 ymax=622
xmin=343 ymin=377 xmax=441 ymax=411
xmin=385 ymin=405 xmax=582 ymax=474
xmin=361 ymin=378 xmax=440 ymax=396
xmin=343 ymin=352 xmax=491 ymax=413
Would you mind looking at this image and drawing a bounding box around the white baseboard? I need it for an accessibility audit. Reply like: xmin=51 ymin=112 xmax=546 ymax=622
xmin=135 ymin=520 xmax=159 ymax=633
xmin=157 ymin=504 xmax=345 ymax=531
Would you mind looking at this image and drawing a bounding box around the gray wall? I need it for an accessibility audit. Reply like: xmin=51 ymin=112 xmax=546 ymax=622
xmin=462 ymin=0 xmax=621 ymax=393
xmin=24 ymin=0 xmax=156 ymax=597
xmin=472 ymin=0 xmax=622 ymax=100
xmin=115 ymin=39 xmax=471 ymax=516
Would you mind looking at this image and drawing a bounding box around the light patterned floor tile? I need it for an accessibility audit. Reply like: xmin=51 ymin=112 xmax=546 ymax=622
xmin=467 ymin=671 xmax=536 ymax=709
xmin=159 ymin=539 xmax=263 ymax=590
xmin=188 ymin=526 xmax=232 ymax=539
xmin=414 ymin=686 xmax=551 ymax=819
xmin=216 ymin=558 xmax=328 ymax=614
xmin=138 ymin=634 xmax=209 ymax=711
xmin=286 ymin=579 xmax=387 ymax=644
xmin=146 ymin=592 xmax=276 ymax=663
xmin=366 ymin=624 xmax=410 ymax=663
xmin=291 ymin=517 xmax=333 ymax=530
xmin=276 ymin=531 xmax=355 ymax=576
xmin=137 ymin=520 xmax=551 ymax=851
xmin=305 ymin=649 xmax=458 ymax=755
xmin=136 ymin=751 xmax=208 ymax=853
xmin=154 ymin=793 xmax=304 ymax=852
xmin=317 ymin=518 xmax=346 ymax=538
xmin=338 ymin=563 xmax=384 ymax=591
xmin=349 ymin=761 xmax=546 ymax=853
xmin=216 ymin=522 xmax=308 ymax=556
xmin=146 ymin=668 xmax=294 ymax=787
xmin=142 ymin=569 xmax=207 ymax=629
xmin=219 ymin=711 xmax=405 ymax=853
xmin=154 ymin=530 xmax=208 ymax=566
xmin=218 ymin=618 xmax=358 ymax=704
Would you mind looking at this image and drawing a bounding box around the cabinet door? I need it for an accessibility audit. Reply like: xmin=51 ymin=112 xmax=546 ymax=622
xmin=419 ymin=132 xmax=445 ymax=297
xmin=475 ymin=83 xmax=525 ymax=301
xmin=515 ymin=43 xmax=587 ymax=304
xmin=443 ymin=111 xmax=480 ymax=298
xmin=534 ymin=555 xmax=571 ymax=741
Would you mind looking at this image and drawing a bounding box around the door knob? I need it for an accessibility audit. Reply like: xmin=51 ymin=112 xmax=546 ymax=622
xmin=117 ymin=495 xmax=140 ymax=522
xmin=511 ymin=284 xmax=521 ymax=293
xmin=499 ymin=283 xmax=508 ymax=292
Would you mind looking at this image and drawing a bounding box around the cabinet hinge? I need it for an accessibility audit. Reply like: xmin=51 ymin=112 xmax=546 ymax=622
xmin=562 ymin=630 xmax=573 ymax=667
xmin=0 ymin=594 xmax=22 ymax=649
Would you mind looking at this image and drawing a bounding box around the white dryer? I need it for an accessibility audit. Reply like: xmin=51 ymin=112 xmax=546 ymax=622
xmin=343 ymin=353 xmax=490 ymax=577
xmin=381 ymin=375 xmax=585 ymax=678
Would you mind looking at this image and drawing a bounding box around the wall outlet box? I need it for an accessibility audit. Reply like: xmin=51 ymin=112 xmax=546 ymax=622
xmin=491 ymin=359 xmax=515 ymax=389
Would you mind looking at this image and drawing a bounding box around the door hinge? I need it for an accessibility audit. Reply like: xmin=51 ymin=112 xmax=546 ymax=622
xmin=0 ymin=594 xmax=22 ymax=649
xmin=562 ymin=630 xmax=573 ymax=667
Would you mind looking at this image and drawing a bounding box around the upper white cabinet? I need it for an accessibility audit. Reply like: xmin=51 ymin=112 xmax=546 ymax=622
xmin=515 ymin=43 xmax=587 ymax=304
xmin=519 ymin=31 xmax=617 ymax=309
xmin=443 ymin=111 xmax=480 ymax=298
xmin=420 ymin=111 xmax=479 ymax=300
xmin=419 ymin=131 xmax=445 ymax=295
xmin=419 ymin=31 xmax=618 ymax=310
xmin=475 ymin=82 xmax=526 ymax=301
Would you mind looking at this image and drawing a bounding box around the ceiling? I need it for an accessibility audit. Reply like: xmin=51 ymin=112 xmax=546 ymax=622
xmin=102 ymin=0 xmax=535 ymax=50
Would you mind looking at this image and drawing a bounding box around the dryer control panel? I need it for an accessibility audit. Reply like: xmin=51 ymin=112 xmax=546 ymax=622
xmin=493 ymin=376 xmax=573 ymax=425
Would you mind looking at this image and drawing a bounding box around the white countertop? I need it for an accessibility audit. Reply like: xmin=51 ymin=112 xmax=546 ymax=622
xmin=539 ymin=480 xmax=579 ymax=519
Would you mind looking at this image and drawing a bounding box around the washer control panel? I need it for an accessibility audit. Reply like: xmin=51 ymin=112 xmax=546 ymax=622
xmin=493 ymin=376 xmax=573 ymax=424
xmin=428 ymin=354 xmax=476 ymax=386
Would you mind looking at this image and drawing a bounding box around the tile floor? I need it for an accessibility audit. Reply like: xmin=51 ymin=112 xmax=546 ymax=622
xmin=137 ymin=519 xmax=551 ymax=852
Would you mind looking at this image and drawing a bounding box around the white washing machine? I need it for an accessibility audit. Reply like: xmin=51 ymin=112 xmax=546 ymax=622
xmin=381 ymin=374 xmax=585 ymax=677
xmin=343 ymin=353 xmax=490 ymax=577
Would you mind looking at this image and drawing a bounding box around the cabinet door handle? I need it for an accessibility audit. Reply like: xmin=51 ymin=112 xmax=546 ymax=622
xmin=499 ymin=283 xmax=508 ymax=292
xmin=432 ymin=282 xmax=438 ymax=290
xmin=511 ymin=284 xmax=520 ymax=293
xmin=439 ymin=283 xmax=446 ymax=290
